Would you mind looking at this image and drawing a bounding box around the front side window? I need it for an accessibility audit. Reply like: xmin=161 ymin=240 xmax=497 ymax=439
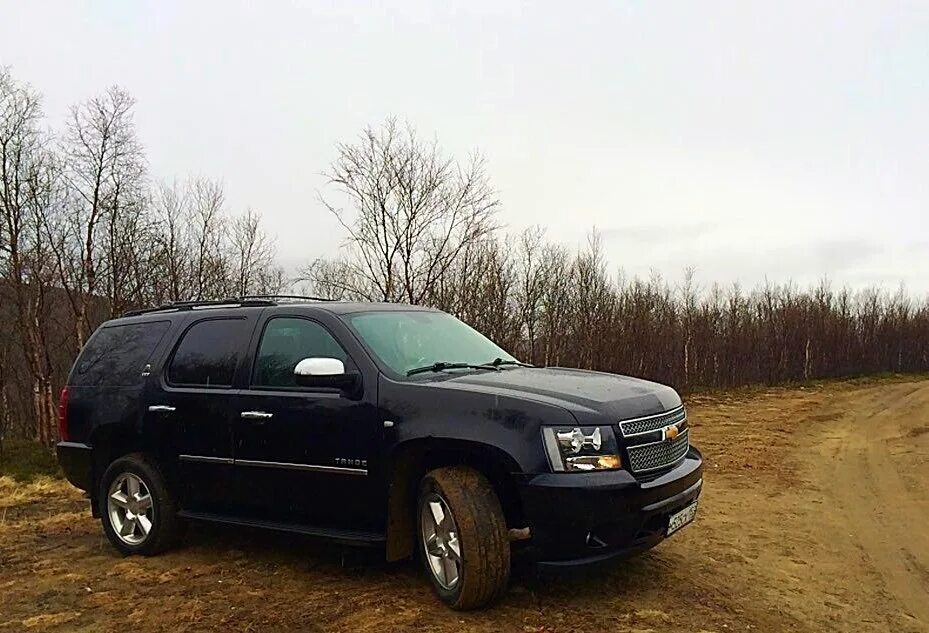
xmin=168 ymin=318 xmax=250 ymax=387
xmin=252 ymin=317 xmax=349 ymax=388
xmin=346 ymin=311 xmax=515 ymax=377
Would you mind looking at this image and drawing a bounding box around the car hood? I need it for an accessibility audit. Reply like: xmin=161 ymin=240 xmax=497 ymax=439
xmin=428 ymin=367 xmax=681 ymax=422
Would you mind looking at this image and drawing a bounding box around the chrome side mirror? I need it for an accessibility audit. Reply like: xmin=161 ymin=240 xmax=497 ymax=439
xmin=295 ymin=357 xmax=345 ymax=377
xmin=293 ymin=357 xmax=359 ymax=393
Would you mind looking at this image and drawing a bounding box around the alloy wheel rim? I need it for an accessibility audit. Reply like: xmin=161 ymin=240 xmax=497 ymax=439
xmin=107 ymin=472 xmax=154 ymax=545
xmin=420 ymin=492 xmax=462 ymax=590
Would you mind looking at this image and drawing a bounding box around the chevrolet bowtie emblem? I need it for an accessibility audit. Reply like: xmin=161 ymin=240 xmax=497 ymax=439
xmin=663 ymin=424 xmax=680 ymax=441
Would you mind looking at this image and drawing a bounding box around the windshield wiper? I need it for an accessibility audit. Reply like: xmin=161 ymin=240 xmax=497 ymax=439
xmin=482 ymin=357 xmax=535 ymax=368
xmin=406 ymin=361 xmax=501 ymax=376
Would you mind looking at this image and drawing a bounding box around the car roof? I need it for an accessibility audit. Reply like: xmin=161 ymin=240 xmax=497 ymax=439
xmin=108 ymin=297 xmax=438 ymax=325
xmin=299 ymin=301 xmax=437 ymax=315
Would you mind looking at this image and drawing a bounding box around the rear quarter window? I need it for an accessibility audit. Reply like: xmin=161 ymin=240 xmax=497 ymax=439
xmin=72 ymin=321 xmax=171 ymax=387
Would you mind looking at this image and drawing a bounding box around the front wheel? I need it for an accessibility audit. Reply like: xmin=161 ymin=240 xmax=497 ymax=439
xmin=98 ymin=453 xmax=182 ymax=556
xmin=416 ymin=466 xmax=511 ymax=610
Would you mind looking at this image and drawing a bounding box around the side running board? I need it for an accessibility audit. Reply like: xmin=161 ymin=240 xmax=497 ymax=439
xmin=177 ymin=511 xmax=386 ymax=547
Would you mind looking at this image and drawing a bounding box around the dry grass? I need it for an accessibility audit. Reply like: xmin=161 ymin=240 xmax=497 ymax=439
xmin=0 ymin=476 xmax=71 ymax=508
xmin=1 ymin=378 xmax=928 ymax=632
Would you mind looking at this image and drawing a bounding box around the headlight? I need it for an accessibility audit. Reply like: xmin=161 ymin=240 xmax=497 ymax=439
xmin=542 ymin=426 xmax=622 ymax=472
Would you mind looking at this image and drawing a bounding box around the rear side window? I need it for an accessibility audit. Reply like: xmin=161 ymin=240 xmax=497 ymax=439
xmin=73 ymin=321 xmax=170 ymax=387
xmin=168 ymin=318 xmax=250 ymax=387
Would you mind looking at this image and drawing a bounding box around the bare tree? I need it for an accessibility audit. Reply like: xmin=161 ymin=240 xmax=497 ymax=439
xmin=150 ymin=179 xmax=191 ymax=303
xmin=51 ymin=86 xmax=146 ymax=345
xmin=513 ymin=226 xmax=548 ymax=363
xmin=678 ymin=267 xmax=699 ymax=388
xmin=0 ymin=68 xmax=60 ymax=445
xmin=536 ymin=242 xmax=572 ymax=366
xmin=434 ymin=237 xmax=518 ymax=347
xmin=0 ymin=71 xmax=292 ymax=447
xmin=569 ymin=231 xmax=615 ymax=368
xmin=226 ymin=207 xmax=285 ymax=296
xmin=187 ymin=177 xmax=226 ymax=299
xmin=300 ymin=256 xmax=368 ymax=300
xmin=147 ymin=178 xmax=285 ymax=302
xmin=304 ymin=118 xmax=500 ymax=303
xmin=147 ymin=177 xmax=227 ymax=302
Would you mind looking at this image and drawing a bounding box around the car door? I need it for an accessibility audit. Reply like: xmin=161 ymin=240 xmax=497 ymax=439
xmin=144 ymin=313 xmax=260 ymax=514
xmin=232 ymin=313 xmax=382 ymax=531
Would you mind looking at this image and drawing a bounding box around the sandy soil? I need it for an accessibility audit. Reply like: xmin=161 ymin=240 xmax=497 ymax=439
xmin=1 ymin=378 xmax=928 ymax=632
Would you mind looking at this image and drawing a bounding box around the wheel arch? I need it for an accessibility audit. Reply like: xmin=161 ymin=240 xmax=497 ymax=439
xmin=89 ymin=423 xmax=175 ymax=516
xmin=385 ymin=438 xmax=525 ymax=562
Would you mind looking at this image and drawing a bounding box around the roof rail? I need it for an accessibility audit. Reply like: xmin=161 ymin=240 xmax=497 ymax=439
xmin=241 ymin=294 xmax=336 ymax=302
xmin=120 ymin=297 xmax=276 ymax=318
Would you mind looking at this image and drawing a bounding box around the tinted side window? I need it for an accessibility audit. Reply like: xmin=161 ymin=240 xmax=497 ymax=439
xmin=73 ymin=321 xmax=170 ymax=387
xmin=253 ymin=317 xmax=348 ymax=388
xmin=168 ymin=318 xmax=250 ymax=387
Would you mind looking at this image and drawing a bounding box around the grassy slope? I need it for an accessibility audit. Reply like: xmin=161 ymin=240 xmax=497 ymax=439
xmin=0 ymin=440 xmax=62 ymax=482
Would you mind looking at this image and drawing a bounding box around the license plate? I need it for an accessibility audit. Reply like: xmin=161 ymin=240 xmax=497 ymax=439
xmin=667 ymin=501 xmax=698 ymax=536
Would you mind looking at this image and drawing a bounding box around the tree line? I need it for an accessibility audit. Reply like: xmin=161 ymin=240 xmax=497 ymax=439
xmin=302 ymin=120 xmax=929 ymax=391
xmin=2 ymin=71 xmax=928 ymax=450
xmin=0 ymin=69 xmax=283 ymax=448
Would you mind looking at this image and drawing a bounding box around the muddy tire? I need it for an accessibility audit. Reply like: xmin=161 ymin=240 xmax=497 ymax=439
xmin=416 ymin=466 xmax=511 ymax=610
xmin=98 ymin=453 xmax=182 ymax=556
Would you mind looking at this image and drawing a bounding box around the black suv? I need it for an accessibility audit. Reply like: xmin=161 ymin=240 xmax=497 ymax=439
xmin=56 ymin=297 xmax=703 ymax=609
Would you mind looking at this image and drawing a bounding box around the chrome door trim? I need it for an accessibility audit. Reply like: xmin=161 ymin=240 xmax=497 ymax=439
xmin=178 ymin=455 xmax=367 ymax=475
xmin=240 ymin=411 xmax=274 ymax=420
xmin=235 ymin=459 xmax=367 ymax=476
xmin=179 ymin=454 xmax=234 ymax=465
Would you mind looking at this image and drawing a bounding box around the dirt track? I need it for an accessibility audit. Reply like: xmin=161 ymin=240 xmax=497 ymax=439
xmin=1 ymin=378 xmax=928 ymax=632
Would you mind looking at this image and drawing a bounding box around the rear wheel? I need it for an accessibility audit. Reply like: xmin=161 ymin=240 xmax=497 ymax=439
xmin=416 ymin=466 xmax=510 ymax=610
xmin=98 ymin=454 xmax=182 ymax=556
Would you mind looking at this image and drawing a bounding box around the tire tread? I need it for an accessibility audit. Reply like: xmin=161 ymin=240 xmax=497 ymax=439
xmin=419 ymin=466 xmax=510 ymax=609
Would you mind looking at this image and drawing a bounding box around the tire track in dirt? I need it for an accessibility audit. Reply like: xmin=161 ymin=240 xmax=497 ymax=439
xmin=819 ymin=382 xmax=929 ymax=628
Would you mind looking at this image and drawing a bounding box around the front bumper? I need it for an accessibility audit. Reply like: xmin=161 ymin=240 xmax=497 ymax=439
xmin=517 ymin=446 xmax=703 ymax=570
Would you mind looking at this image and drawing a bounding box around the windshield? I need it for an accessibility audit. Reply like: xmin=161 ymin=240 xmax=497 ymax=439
xmin=346 ymin=311 xmax=517 ymax=377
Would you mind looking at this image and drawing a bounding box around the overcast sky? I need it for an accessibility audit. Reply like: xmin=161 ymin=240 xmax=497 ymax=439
xmin=3 ymin=1 xmax=927 ymax=292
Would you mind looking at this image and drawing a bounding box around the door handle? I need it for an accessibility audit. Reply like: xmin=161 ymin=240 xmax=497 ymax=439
xmin=148 ymin=405 xmax=176 ymax=413
xmin=241 ymin=411 xmax=273 ymax=421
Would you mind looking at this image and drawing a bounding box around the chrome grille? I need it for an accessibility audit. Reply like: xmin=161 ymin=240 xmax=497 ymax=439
xmin=619 ymin=406 xmax=686 ymax=437
xmin=627 ymin=429 xmax=690 ymax=474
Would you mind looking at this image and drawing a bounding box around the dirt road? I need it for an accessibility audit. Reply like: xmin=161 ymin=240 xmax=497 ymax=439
xmin=2 ymin=378 xmax=928 ymax=632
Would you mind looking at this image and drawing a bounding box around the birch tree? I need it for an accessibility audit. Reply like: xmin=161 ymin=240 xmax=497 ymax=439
xmin=305 ymin=118 xmax=500 ymax=303
xmin=0 ymin=68 xmax=60 ymax=445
